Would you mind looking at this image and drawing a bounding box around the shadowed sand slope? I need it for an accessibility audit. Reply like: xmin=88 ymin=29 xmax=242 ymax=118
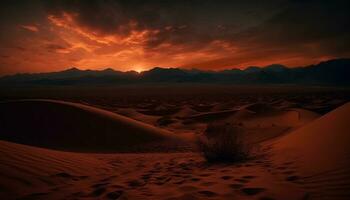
xmin=0 ymin=140 xmax=104 ymax=199
xmin=271 ymin=102 xmax=350 ymax=199
xmin=0 ymin=100 xmax=187 ymax=152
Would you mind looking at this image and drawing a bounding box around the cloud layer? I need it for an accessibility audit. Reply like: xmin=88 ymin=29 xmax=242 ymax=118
xmin=0 ymin=0 xmax=349 ymax=74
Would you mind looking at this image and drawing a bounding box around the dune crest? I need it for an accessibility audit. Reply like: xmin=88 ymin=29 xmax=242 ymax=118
xmin=0 ymin=99 xmax=187 ymax=152
xmin=271 ymin=102 xmax=350 ymax=199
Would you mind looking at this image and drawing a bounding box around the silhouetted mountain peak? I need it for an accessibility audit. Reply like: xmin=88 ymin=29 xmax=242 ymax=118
xmin=1 ymin=58 xmax=349 ymax=86
xmin=102 ymin=68 xmax=115 ymax=72
xmin=263 ymin=64 xmax=288 ymax=72
xmin=143 ymin=67 xmax=186 ymax=75
xmin=244 ymin=66 xmax=261 ymax=73
xmin=147 ymin=67 xmax=183 ymax=72
xmin=64 ymin=67 xmax=81 ymax=72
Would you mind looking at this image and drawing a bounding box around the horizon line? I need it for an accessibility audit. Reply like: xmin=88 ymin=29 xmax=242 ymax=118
xmin=2 ymin=57 xmax=349 ymax=77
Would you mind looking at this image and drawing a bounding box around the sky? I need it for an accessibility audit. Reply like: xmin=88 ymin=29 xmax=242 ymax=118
xmin=0 ymin=0 xmax=349 ymax=75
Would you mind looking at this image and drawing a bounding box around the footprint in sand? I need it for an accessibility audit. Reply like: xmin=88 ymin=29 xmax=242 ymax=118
xmin=91 ymin=182 xmax=110 ymax=188
xmin=108 ymin=160 xmax=123 ymax=167
xmin=229 ymin=183 xmax=244 ymax=189
xmin=166 ymin=193 xmax=198 ymax=200
xmin=155 ymin=177 xmax=172 ymax=185
xmin=149 ymin=169 xmax=161 ymax=174
xmin=198 ymin=190 xmax=218 ymax=197
xmin=234 ymin=178 xmax=250 ymax=183
xmin=240 ymin=187 xmax=266 ymax=196
xmin=190 ymin=177 xmax=201 ymax=182
xmin=54 ymin=172 xmax=73 ymax=178
xmin=180 ymin=166 xmax=191 ymax=171
xmin=181 ymin=174 xmax=192 ymax=179
xmin=141 ymin=173 xmax=152 ymax=181
xmin=111 ymin=184 xmax=125 ymax=189
xmin=53 ymin=172 xmax=88 ymax=181
xmin=221 ymin=175 xmax=233 ymax=180
xmin=259 ymin=197 xmax=276 ymax=200
xmin=179 ymin=185 xmax=198 ymax=192
xmin=277 ymin=166 xmax=288 ymax=170
xmin=90 ymin=187 xmax=106 ymax=197
xmin=198 ymin=173 xmax=212 ymax=177
xmin=173 ymin=179 xmax=186 ymax=185
xmin=242 ymin=175 xmax=256 ymax=180
xmin=285 ymin=175 xmax=300 ymax=182
xmin=99 ymin=175 xmax=117 ymax=182
xmin=127 ymin=180 xmax=146 ymax=188
xmin=200 ymin=181 xmax=217 ymax=186
xmin=106 ymin=190 xmax=124 ymax=199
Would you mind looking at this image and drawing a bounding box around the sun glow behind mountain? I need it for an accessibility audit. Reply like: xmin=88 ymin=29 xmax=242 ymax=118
xmin=0 ymin=0 xmax=349 ymax=75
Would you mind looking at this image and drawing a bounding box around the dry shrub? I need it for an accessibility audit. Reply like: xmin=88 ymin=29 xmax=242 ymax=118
xmin=198 ymin=122 xmax=250 ymax=163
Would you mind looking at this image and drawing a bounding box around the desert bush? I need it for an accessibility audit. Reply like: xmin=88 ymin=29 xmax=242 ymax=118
xmin=198 ymin=122 xmax=250 ymax=163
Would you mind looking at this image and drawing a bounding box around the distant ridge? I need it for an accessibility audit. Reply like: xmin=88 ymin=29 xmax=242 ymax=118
xmin=0 ymin=58 xmax=349 ymax=86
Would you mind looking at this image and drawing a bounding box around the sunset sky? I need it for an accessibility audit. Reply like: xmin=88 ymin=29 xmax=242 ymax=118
xmin=0 ymin=0 xmax=349 ymax=75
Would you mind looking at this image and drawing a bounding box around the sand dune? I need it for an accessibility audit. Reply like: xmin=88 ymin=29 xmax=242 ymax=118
xmin=0 ymin=99 xmax=186 ymax=152
xmin=211 ymin=101 xmax=238 ymax=111
xmin=244 ymin=103 xmax=277 ymax=114
xmin=115 ymin=107 xmax=159 ymax=125
xmin=0 ymin=97 xmax=349 ymax=199
xmin=173 ymin=105 xmax=199 ymax=118
xmin=270 ymin=102 xmax=350 ymax=199
xmin=180 ymin=106 xmax=319 ymax=143
xmin=184 ymin=109 xmax=239 ymax=123
xmin=138 ymin=104 xmax=179 ymax=116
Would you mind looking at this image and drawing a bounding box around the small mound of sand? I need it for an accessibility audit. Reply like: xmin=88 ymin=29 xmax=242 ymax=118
xmin=211 ymin=101 xmax=238 ymax=111
xmin=244 ymin=103 xmax=277 ymax=114
xmin=138 ymin=104 xmax=179 ymax=116
xmin=173 ymin=105 xmax=199 ymax=118
xmin=184 ymin=110 xmax=239 ymax=123
xmin=0 ymin=100 xmax=186 ymax=152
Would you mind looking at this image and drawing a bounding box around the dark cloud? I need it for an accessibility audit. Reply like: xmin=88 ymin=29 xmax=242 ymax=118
xmin=43 ymin=0 xmax=283 ymax=47
xmin=0 ymin=0 xmax=349 ymax=74
xmin=231 ymin=0 xmax=350 ymax=59
xmin=42 ymin=0 xmax=350 ymax=55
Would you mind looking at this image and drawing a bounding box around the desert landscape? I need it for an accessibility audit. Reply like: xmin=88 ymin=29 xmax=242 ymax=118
xmin=0 ymin=86 xmax=350 ymax=200
xmin=1 ymin=0 xmax=350 ymax=199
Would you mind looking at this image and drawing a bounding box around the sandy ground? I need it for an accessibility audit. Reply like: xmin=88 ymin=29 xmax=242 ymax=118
xmin=0 ymin=87 xmax=349 ymax=199
xmin=0 ymin=140 xmax=306 ymax=200
xmin=1 ymin=101 xmax=349 ymax=199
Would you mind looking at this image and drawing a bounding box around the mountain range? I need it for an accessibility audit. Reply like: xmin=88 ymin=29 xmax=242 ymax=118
xmin=0 ymin=58 xmax=349 ymax=86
